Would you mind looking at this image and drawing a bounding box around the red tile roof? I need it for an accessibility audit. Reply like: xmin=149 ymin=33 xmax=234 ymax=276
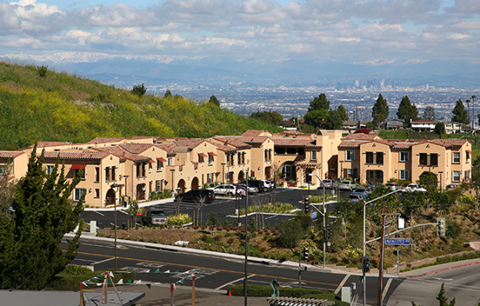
xmin=87 ymin=137 xmax=125 ymax=144
xmin=411 ymin=120 xmax=436 ymax=124
xmin=272 ymin=138 xmax=318 ymax=147
xmin=241 ymin=130 xmax=265 ymax=137
xmin=342 ymin=133 xmax=378 ymax=140
xmin=0 ymin=151 xmax=26 ymax=158
xmin=42 ymin=151 xmax=110 ymax=160
xmin=429 ymin=139 xmax=468 ymax=147
xmin=120 ymin=143 xmax=154 ymax=154
xmin=155 ymin=143 xmax=177 ymax=154
xmin=174 ymin=138 xmax=205 ymax=149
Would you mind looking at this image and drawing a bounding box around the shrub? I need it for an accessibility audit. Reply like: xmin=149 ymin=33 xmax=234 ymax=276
xmin=37 ymin=65 xmax=48 ymax=77
xmin=62 ymin=265 xmax=92 ymax=275
xmin=228 ymin=284 xmax=334 ymax=298
xmin=167 ymin=214 xmax=192 ymax=226
xmin=131 ymin=83 xmax=147 ymax=96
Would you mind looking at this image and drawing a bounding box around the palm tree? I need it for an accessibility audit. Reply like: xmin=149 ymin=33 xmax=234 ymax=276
xmin=473 ymin=95 xmax=477 ymax=129
xmin=466 ymin=99 xmax=471 ymax=130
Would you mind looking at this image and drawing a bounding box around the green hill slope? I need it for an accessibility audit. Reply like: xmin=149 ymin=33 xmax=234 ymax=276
xmin=0 ymin=62 xmax=282 ymax=150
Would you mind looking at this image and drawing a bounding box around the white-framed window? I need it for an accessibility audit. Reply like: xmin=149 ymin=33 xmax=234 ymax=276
xmin=399 ymin=152 xmax=409 ymax=162
xmin=311 ymin=150 xmax=317 ymax=160
xmin=453 ymin=152 xmax=460 ymax=163
xmin=347 ymin=168 xmax=354 ymax=178
xmin=346 ymin=150 xmax=355 ymax=161
xmin=400 ymin=170 xmax=409 ymax=180
xmin=168 ymin=157 xmax=173 ymax=166
xmin=74 ymin=188 xmax=86 ymax=201
xmin=46 ymin=165 xmax=54 ymax=175
xmin=452 ymin=171 xmax=460 ymax=182
xmin=465 ymin=170 xmax=470 ymax=180
xmin=74 ymin=169 xmax=85 ymax=179
xmin=157 ymin=160 xmax=163 ymax=172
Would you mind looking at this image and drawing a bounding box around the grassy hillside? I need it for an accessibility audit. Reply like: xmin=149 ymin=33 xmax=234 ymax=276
xmin=0 ymin=62 xmax=282 ymax=150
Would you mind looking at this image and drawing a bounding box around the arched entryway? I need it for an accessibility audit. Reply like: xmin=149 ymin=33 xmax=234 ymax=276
xmin=105 ymin=188 xmax=116 ymax=206
xmin=238 ymin=170 xmax=245 ymax=182
xmin=136 ymin=183 xmax=146 ymax=200
xmin=191 ymin=177 xmax=199 ymax=190
xmin=177 ymin=179 xmax=186 ymax=193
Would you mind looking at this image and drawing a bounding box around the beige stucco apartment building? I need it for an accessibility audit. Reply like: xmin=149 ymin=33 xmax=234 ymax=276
xmin=338 ymin=133 xmax=472 ymax=187
xmin=0 ymin=130 xmax=472 ymax=207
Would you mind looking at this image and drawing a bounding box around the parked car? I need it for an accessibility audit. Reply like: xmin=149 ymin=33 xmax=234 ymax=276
xmin=210 ymin=184 xmax=243 ymax=197
xmin=261 ymin=179 xmax=275 ymax=190
xmin=385 ymin=181 xmax=402 ymax=191
xmin=266 ymin=179 xmax=276 ymax=189
xmin=446 ymin=184 xmax=457 ymax=190
xmin=349 ymin=192 xmax=368 ymax=203
xmin=404 ymin=183 xmax=427 ymax=193
xmin=365 ymin=183 xmax=378 ymax=190
xmin=318 ymin=179 xmax=334 ymax=189
xmin=175 ymin=189 xmax=215 ymax=203
xmin=235 ymin=185 xmax=247 ymax=197
xmin=236 ymin=183 xmax=259 ymax=193
xmin=136 ymin=207 xmax=167 ymax=226
xmin=339 ymin=180 xmax=358 ymax=191
xmin=353 ymin=187 xmax=372 ymax=194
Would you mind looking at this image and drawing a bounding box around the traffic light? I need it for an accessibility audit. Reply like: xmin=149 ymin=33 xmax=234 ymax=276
xmin=304 ymin=197 xmax=310 ymax=213
xmin=326 ymin=225 xmax=332 ymax=240
xmin=362 ymin=255 xmax=371 ymax=273
xmin=437 ymin=217 xmax=446 ymax=236
xmin=303 ymin=247 xmax=309 ymax=261
xmin=395 ymin=234 xmax=400 ymax=238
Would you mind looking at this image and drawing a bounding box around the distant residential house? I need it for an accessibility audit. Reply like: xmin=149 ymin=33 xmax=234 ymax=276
xmin=342 ymin=121 xmax=368 ymax=133
xmin=281 ymin=120 xmax=297 ymax=131
xmin=410 ymin=120 xmax=436 ymax=132
xmin=444 ymin=122 xmax=462 ymax=134
xmin=385 ymin=119 xmax=404 ymax=130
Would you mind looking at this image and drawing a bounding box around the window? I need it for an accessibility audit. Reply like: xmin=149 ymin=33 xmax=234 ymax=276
xmin=346 ymin=150 xmax=355 ymax=161
xmin=208 ymin=154 xmax=214 ymax=165
xmin=347 ymin=168 xmax=355 ymax=178
xmin=238 ymin=152 xmax=242 ymax=164
xmin=264 ymin=149 xmax=268 ymax=161
xmin=157 ymin=160 xmax=163 ymax=172
xmin=74 ymin=169 xmax=85 ymax=179
xmin=419 ymin=153 xmax=428 ymax=166
xmin=198 ymin=154 xmax=204 ymax=163
xmin=399 ymin=152 xmax=409 ymax=162
xmin=366 ymin=152 xmax=373 ymax=164
xmin=168 ymin=158 xmax=173 ymax=166
xmin=465 ymin=170 xmax=470 ymax=180
xmin=74 ymin=188 xmax=86 ymax=201
xmin=430 ymin=154 xmax=438 ymax=166
xmin=466 ymin=151 xmax=470 ymax=163
xmin=0 ymin=165 xmax=5 ymax=176
xmin=111 ymin=166 xmax=116 ymax=180
xmin=106 ymin=167 xmax=111 ymax=181
xmin=376 ymin=152 xmax=384 ymax=164
xmin=46 ymin=165 xmax=54 ymax=175
xmin=95 ymin=167 xmax=99 ymax=182
xmin=311 ymin=150 xmax=317 ymax=161
xmin=452 ymin=171 xmax=460 ymax=182
xmin=400 ymin=170 xmax=409 ymax=180
xmin=156 ymin=180 xmax=162 ymax=192
xmin=94 ymin=189 xmax=100 ymax=198
xmin=453 ymin=152 xmax=460 ymax=163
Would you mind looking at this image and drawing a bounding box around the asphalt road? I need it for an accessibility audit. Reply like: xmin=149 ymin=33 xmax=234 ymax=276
xmin=66 ymin=237 xmax=403 ymax=305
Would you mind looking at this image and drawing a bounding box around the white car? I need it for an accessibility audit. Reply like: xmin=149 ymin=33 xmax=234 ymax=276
xmin=209 ymin=184 xmax=242 ymax=197
xmin=404 ymin=183 xmax=427 ymax=193
xmin=261 ymin=180 xmax=273 ymax=190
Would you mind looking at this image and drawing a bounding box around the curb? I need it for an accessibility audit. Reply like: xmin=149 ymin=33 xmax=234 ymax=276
xmin=404 ymin=261 xmax=480 ymax=278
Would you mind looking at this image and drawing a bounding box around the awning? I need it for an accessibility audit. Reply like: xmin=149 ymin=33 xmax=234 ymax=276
xmin=148 ymin=159 xmax=155 ymax=163
xmin=157 ymin=157 xmax=167 ymax=162
xmin=70 ymin=164 xmax=86 ymax=170
xmin=467 ymin=150 xmax=473 ymax=154
xmin=198 ymin=153 xmax=207 ymax=157
xmin=208 ymin=152 xmax=217 ymax=156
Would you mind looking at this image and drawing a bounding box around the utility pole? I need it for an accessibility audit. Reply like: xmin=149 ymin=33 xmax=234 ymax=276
xmin=377 ymin=204 xmax=386 ymax=306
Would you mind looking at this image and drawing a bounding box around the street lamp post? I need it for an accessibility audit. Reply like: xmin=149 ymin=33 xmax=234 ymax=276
xmin=309 ymin=173 xmax=326 ymax=269
xmin=244 ymin=168 xmax=249 ymax=306
xmin=362 ymin=189 xmax=402 ymax=306
xmin=221 ymin=163 xmax=226 ymax=184
xmin=109 ymin=183 xmax=123 ymax=271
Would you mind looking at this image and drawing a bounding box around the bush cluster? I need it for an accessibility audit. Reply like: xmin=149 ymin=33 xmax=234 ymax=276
xmin=167 ymin=214 xmax=192 ymax=226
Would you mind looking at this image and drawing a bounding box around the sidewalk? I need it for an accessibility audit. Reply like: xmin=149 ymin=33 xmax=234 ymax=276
xmin=399 ymin=258 xmax=480 ymax=278
xmin=94 ymin=284 xmax=269 ymax=306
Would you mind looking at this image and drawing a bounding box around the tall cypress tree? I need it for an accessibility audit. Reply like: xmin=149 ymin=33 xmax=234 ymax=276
xmin=452 ymin=99 xmax=469 ymax=124
xmin=0 ymin=144 xmax=84 ymax=289
xmin=372 ymin=94 xmax=389 ymax=128
xmin=397 ymin=96 xmax=419 ymax=128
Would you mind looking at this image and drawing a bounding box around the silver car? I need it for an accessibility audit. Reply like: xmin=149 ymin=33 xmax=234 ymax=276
xmin=339 ymin=180 xmax=358 ymax=191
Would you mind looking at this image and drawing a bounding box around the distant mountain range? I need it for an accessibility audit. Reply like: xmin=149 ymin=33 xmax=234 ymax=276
xmin=2 ymin=52 xmax=479 ymax=89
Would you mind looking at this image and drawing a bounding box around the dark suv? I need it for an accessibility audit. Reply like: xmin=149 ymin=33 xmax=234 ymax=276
xmin=239 ymin=180 xmax=265 ymax=192
xmin=175 ymin=189 xmax=215 ymax=203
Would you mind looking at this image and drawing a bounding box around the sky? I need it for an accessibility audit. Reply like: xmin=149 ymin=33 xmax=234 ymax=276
xmin=1 ymin=0 xmax=480 ymax=65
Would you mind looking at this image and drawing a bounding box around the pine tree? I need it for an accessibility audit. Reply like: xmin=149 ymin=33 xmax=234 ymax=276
xmin=372 ymin=94 xmax=389 ymax=128
xmin=308 ymin=93 xmax=330 ymax=111
xmin=436 ymin=283 xmax=455 ymax=306
xmin=452 ymin=99 xmax=469 ymax=124
xmin=0 ymin=145 xmax=84 ymax=289
xmin=209 ymin=95 xmax=220 ymax=107
xmin=397 ymin=96 xmax=419 ymax=128
xmin=337 ymin=105 xmax=349 ymax=121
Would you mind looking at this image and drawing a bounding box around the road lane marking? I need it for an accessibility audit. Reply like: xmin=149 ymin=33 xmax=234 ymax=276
xmin=334 ymin=274 xmax=350 ymax=294
xmin=68 ymin=250 xmax=337 ymax=287
xmin=215 ymin=275 xmax=256 ymax=290
xmin=382 ymin=278 xmax=393 ymax=301
xmin=92 ymin=257 xmax=115 ymax=265
xmin=93 ymin=210 xmax=105 ymax=217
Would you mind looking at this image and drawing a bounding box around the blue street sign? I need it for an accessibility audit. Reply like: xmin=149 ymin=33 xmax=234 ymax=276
xmin=311 ymin=212 xmax=317 ymax=219
xmin=385 ymin=238 xmax=410 ymax=245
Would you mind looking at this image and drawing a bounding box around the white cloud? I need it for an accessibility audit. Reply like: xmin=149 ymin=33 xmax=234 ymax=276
xmin=448 ymin=33 xmax=469 ymax=39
